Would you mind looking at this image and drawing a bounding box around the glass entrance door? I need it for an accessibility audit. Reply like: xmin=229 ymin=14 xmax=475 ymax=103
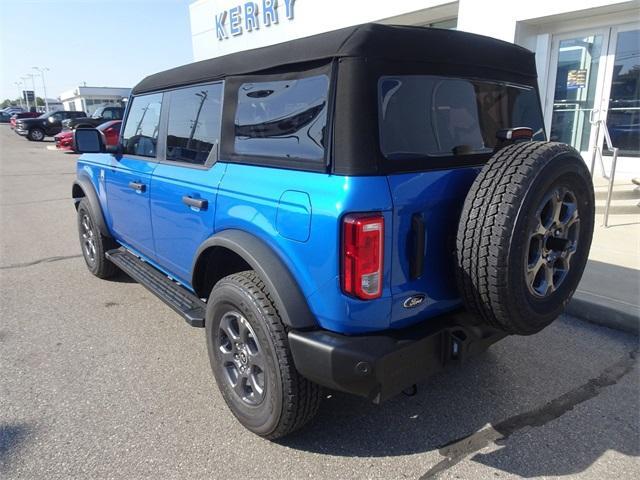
xmin=547 ymin=30 xmax=609 ymax=154
xmin=602 ymin=26 xmax=640 ymax=158
xmin=547 ymin=23 xmax=640 ymax=167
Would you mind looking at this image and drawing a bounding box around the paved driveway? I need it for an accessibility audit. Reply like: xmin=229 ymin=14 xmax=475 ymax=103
xmin=1 ymin=125 xmax=638 ymax=479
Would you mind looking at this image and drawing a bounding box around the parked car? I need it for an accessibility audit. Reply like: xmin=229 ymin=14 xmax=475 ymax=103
xmin=72 ymin=24 xmax=595 ymax=439
xmin=15 ymin=110 xmax=86 ymax=141
xmin=56 ymin=120 xmax=121 ymax=151
xmin=62 ymin=105 xmax=124 ymax=131
xmin=54 ymin=130 xmax=74 ymax=151
xmin=10 ymin=111 xmax=42 ymax=129
xmin=97 ymin=119 xmax=122 ymax=146
xmin=0 ymin=111 xmax=12 ymax=123
xmin=2 ymin=106 xmax=25 ymax=115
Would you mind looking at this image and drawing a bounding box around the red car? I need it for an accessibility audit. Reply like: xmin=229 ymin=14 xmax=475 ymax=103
xmin=55 ymin=120 xmax=121 ymax=152
xmin=10 ymin=111 xmax=42 ymax=130
xmin=54 ymin=129 xmax=74 ymax=150
xmin=97 ymin=120 xmax=122 ymax=146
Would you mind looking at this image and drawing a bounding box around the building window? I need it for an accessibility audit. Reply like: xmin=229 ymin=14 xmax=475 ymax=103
xmin=424 ymin=18 xmax=457 ymax=30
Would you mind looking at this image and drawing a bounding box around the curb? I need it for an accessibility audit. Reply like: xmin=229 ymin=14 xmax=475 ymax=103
xmin=567 ymin=293 xmax=640 ymax=335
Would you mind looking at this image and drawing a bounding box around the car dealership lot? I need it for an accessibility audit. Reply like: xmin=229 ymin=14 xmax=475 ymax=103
xmin=0 ymin=125 xmax=638 ymax=479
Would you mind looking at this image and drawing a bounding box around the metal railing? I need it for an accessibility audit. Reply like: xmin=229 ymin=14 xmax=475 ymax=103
xmin=588 ymin=113 xmax=619 ymax=228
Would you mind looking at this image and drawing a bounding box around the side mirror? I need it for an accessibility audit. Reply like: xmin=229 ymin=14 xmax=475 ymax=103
xmin=74 ymin=128 xmax=104 ymax=153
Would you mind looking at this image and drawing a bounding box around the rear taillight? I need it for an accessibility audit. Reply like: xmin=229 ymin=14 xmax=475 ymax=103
xmin=342 ymin=213 xmax=384 ymax=300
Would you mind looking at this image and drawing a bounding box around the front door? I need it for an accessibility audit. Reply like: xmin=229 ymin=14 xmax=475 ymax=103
xmin=105 ymin=92 xmax=163 ymax=260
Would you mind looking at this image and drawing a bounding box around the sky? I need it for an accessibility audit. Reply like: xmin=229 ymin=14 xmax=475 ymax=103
xmin=0 ymin=0 xmax=195 ymax=101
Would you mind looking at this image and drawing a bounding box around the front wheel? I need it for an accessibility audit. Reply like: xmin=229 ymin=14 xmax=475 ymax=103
xmin=206 ymin=271 xmax=322 ymax=439
xmin=27 ymin=128 xmax=45 ymax=141
xmin=77 ymin=198 xmax=118 ymax=279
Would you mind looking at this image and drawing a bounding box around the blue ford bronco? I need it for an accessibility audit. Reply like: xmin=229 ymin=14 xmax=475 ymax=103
xmin=72 ymin=24 xmax=594 ymax=439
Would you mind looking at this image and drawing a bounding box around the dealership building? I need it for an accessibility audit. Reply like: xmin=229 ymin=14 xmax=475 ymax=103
xmin=190 ymin=0 xmax=640 ymax=174
xmin=59 ymin=86 xmax=131 ymax=116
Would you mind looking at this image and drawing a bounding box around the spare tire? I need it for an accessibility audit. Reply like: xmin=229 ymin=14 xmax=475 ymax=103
xmin=455 ymin=142 xmax=595 ymax=335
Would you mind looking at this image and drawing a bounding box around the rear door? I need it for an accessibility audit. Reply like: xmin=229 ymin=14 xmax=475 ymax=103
xmin=378 ymin=75 xmax=545 ymax=326
xmin=149 ymin=82 xmax=225 ymax=285
xmin=105 ymin=93 xmax=163 ymax=260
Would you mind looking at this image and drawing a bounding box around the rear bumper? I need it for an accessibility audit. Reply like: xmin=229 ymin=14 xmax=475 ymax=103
xmin=288 ymin=310 xmax=506 ymax=403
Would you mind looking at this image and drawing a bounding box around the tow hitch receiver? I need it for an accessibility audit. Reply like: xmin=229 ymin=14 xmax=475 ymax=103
xmin=289 ymin=311 xmax=506 ymax=404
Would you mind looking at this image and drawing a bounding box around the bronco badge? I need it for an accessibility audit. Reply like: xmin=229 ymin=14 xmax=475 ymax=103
xmin=403 ymin=294 xmax=426 ymax=308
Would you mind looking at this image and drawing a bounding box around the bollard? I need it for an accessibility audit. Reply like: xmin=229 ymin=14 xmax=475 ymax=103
xmin=603 ymin=147 xmax=619 ymax=228
xmin=590 ymin=121 xmax=601 ymax=178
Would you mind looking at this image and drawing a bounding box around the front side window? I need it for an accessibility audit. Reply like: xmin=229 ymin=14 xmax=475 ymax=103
xmin=378 ymin=76 xmax=544 ymax=161
xmin=121 ymin=93 xmax=162 ymax=158
xmin=165 ymin=83 xmax=223 ymax=165
xmin=234 ymin=74 xmax=329 ymax=162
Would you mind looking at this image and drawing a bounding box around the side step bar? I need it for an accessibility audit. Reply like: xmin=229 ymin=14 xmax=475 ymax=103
xmin=106 ymin=248 xmax=206 ymax=327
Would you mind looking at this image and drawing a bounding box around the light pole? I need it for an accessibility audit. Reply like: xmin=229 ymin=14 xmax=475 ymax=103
xmin=33 ymin=67 xmax=50 ymax=112
xmin=25 ymin=74 xmax=38 ymax=110
xmin=13 ymin=82 xmax=24 ymax=109
xmin=20 ymin=76 xmax=30 ymax=110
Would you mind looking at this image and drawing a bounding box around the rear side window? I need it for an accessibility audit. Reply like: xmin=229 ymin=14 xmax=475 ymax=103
xmin=102 ymin=108 xmax=118 ymax=120
xmin=378 ymin=76 xmax=544 ymax=161
xmin=234 ymin=74 xmax=329 ymax=162
xmin=165 ymin=83 xmax=223 ymax=166
xmin=121 ymin=93 xmax=162 ymax=158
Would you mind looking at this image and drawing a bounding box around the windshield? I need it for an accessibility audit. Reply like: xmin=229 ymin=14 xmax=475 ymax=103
xmin=378 ymin=76 xmax=545 ymax=161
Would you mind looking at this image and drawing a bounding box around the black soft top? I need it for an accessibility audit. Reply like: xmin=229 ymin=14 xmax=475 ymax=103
xmin=132 ymin=23 xmax=536 ymax=95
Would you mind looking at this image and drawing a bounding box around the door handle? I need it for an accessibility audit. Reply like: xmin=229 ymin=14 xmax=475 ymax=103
xmin=182 ymin=195 xmax=208 ymax=210
xmin=128 ymin=181 xmax=146 ymax=192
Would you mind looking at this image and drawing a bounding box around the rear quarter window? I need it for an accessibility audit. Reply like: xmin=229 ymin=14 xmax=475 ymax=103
xmin=233 ymin=74 xmax=329 ymax=163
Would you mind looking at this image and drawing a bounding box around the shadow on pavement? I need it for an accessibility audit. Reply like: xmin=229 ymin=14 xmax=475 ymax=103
xmin=0 ymin=423 xmax=32 ymax=473
xmin=280 ymin=318 xmax=639 ymax=478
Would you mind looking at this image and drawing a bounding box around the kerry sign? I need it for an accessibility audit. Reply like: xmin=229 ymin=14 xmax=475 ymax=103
xmin=215 ymin=0 xmax=296 ymax=40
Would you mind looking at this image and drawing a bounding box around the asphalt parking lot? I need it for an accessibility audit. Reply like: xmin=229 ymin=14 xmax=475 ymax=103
xmin=0 ymin=124 xmax=638 ymax=479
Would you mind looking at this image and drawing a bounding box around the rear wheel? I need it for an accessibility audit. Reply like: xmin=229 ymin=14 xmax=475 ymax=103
xmin=456 ymin=142 xmax=595 ymax=335
xmin=27 ymin=128 xmax=45 ymax=141
xmin=206 ymin=271 xmax=322 ymax=439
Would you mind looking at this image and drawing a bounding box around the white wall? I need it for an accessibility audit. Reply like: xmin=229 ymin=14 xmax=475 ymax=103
xmin=190 ymin=0 xmax=456 ymax=60
xmin=191 ymin=0 xmax=639 ymax=61
xmin=458 ymin=0 xmax=637 ymax=41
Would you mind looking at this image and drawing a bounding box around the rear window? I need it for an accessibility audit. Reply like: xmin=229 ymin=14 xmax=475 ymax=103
xmin=233 ymin=74 xmax=329 ymax=162
xmin=166 ymin=83 xmax=223 ymax=166
xmin=378 ymin=76 xmax=544 ymax=161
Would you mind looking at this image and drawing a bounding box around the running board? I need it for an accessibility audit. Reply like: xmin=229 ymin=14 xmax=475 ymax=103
xmin=106 ymin=248 xmax=206 ymax=327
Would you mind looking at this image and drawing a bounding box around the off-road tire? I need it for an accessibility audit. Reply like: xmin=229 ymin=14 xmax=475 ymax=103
xmin=206 ymin=271 xmax=322 ymax=439
xmin=456 ymin=142 xmax=595 ymax=335
xmin=27 ymin=127 xmax=45 ymax=141
xmin=76 ymin=198 xmax=118 ymax=279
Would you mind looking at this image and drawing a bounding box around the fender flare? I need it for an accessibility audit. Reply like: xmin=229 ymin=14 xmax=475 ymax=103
xmin=72 ymin=176 xmax=112 ymax=238
xmin=192 ymin=230 xmax=318 ymax=330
